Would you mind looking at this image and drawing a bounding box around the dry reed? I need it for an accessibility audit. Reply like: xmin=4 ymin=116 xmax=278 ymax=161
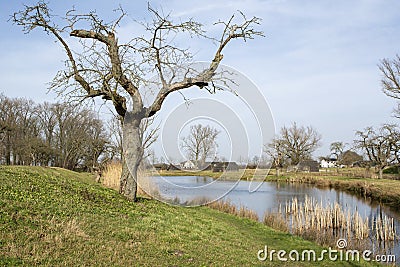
xmin=101 ymin=162 xmax=159 ymax=198
xmin=102 ymin=162 xmax=121 ymax=190
xmin=263 ymin=212 xmax=289 ymax=232
xmin=283 ymin=196 xmax=397 ymax=242
xmin=207 ymin=200 xmax=259 ymax=221
xmin=265 ymin=195 xmax=398 ymax=253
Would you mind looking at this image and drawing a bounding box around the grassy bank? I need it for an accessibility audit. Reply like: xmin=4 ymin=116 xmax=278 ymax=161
xmin=0 ymin=166 xmax=377 ymax=266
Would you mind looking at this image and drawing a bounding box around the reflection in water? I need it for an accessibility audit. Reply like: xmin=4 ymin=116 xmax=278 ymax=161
xmin=154 ymin=176 xmax=400 ymax=257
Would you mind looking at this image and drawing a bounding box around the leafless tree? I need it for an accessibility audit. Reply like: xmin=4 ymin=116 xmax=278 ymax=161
xmin=105 ymin=114 xmax=158 ymax=164
xmin=181 ymin=124 xmax=220 ymax=166
xmin=0 ymin=96 xmax=39 ymax=165
xmin=13 ymin=2 xmax=262 ymax=201
xmin=379 ymin=55 xmax=400 ymax=118
xmin=330 ymin=141 xmax=345 ymax=161
xmin=266 ymin=123 xmax=321 ymax=166
xmin=264 ymin=138 xmax=285 ymax=176
xmin=0 ymin=95 xmax=109 ymax=170
xmin=140 ymin=116 xmax=159 ymax=157
xmin=105 ymin=115 xmax=123 ymax=161
xmin=354 ymin=124 xmax=400 ymax=178
xmin=35 ymin=102 xmax=58 ymax=164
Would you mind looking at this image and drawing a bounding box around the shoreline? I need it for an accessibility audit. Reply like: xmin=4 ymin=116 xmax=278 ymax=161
xmin=156 ymin=169 xmax=400 ymax=209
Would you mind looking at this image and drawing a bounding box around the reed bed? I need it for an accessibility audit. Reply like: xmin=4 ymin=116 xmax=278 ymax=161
xmin=101 ymin=162 xmax=159 ymax=198
xmin=281 ymin=196 xmax=397 ymax=243
xmin=374 ymin=216 xmax=397 ymax=242
xmin=263 ymin=195 xmax=398 ymax=252
xmin=263 ymin=212 xmax=289 ymax=232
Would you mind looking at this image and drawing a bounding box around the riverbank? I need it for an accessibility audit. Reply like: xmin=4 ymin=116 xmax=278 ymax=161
xmin=265 ymin=173 xmax=400 ymax=208
xmin=0 ymin=166 xmax=375 ymax=266
xmin=158 ymin=169 xmax=400 ymax=209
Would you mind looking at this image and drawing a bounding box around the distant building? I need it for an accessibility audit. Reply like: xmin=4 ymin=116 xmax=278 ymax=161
xmin=296 ymin=160 xmax=320 ymax=172
xmin=153 ymin=163 xmax=169 ymax=171
xmin=168 ymin=164 xmax=180 ymax=171
xmin=181 ymin=160 xmax=196 ymax=170
xmin=320 ymin=158 xmax=337 ymax=168
xmin=211 ymin=162 xmax=239 ymax=172
xmin=198 ymin=162 xmax=213 ymax=171
xmin=153 ymin=163 xmax=181 ymax=171
xmin=341 ymin=150 xmax=363 ymax=167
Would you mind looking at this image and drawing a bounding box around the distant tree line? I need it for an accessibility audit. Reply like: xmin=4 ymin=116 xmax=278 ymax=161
xmin=0 ymin=94 xmax=116 ymax=171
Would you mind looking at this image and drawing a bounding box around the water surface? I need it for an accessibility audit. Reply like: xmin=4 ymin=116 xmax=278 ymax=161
xmin=153 ymin=175 xmax=400 ymax=257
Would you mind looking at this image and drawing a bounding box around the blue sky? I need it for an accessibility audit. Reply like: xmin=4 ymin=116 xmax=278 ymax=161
xmin=1 ymin=0 xmax=400 ymax=159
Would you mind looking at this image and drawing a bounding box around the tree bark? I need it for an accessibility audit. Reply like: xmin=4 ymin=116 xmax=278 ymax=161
xmin=379 ymin=168 xmax=383 ymax=179
xmin=119 ymin=112 xmax=144 ymax=202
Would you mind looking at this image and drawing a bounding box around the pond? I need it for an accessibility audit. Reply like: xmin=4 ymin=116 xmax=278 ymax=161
xmin=152 ymin=175 xmax=400 ymax=258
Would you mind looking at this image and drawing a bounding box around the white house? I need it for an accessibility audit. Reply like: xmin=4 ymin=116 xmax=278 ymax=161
xmin=181 ymin=160 xmax=196 ymax=169
xmin=320 ymin=159 xmax=337 ymax=168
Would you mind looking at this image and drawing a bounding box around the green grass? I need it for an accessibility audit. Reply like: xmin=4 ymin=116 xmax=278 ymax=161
xmin=0 ymin=166 xmax=379 ymax=266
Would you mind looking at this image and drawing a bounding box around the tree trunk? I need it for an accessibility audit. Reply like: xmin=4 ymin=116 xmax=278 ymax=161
xmin=119 ymin=112 xmax=144 ymax=202
xmin=379 ymin=168 xmax=383 ymax=179
xmin=5 ymin=144 xmax=10 ymax=165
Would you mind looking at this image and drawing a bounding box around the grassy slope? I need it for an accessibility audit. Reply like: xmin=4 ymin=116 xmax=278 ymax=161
xmin=0 ymin=166 xmax=377 ymax=266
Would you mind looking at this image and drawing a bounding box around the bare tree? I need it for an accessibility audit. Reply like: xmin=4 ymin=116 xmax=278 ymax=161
xmin=0 ymin=96 xmax=40 ymax=165
xmin=106 ymin=114 xmax=158 ymax=163
xmin=13 ymin=2 xmax=262 ymax=201
xmin=379 ymin=55 xmax=400 ymax=118
xmin=181 ymin=124 xmax=219 ymax=166
xmin=330 ymin=141 xmax=345 ymax=161
xmin=35 ymin=102 xmax=58 ymax=165
xmin=354 ymin=124 xmax=399 ymax=178
xmin=140 ymin=116 xmax=159 ymax=159
xmin=267 ymin=123 xmax=321 ymax=166
xmin=0 ymin=95 xmax=109 ymax=170
xmin=264 ymin=138 xmax=285 ymax=176
xmin=105 ymin=115 xmax=123 ymax=161
xmin=0 ymin=95 xmax=17 ymax=165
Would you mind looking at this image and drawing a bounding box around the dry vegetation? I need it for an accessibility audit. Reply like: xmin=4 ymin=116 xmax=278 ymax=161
xmin=263 ymin=196 xmax=398 ymax=254
xmin=102 ymin=162 xmax=159 ymax=198
xmin=263 ymin=213 xmax=289 ymax=232
xmin=207 ymin=200 xmax=259 ymax=221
